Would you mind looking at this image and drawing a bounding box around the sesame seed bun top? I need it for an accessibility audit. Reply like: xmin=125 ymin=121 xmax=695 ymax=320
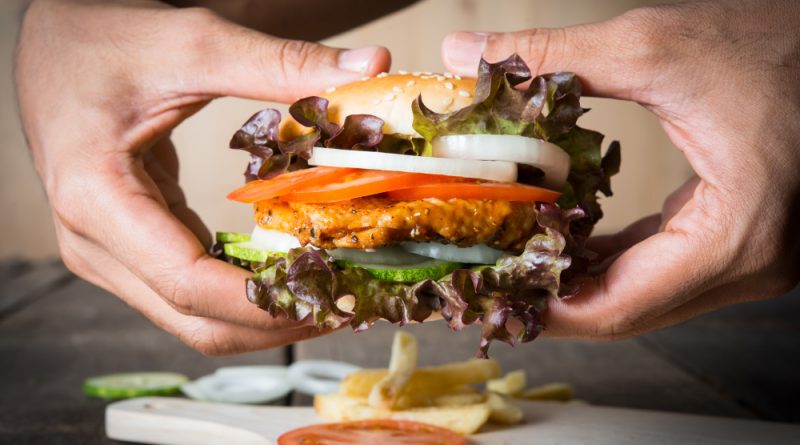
xmin=279 ymin=72 xmax=477 ymax=140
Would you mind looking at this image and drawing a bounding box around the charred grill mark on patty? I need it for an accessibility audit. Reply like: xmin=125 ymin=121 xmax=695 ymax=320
xmin=254 ymin=197 xmax=539 ymax=251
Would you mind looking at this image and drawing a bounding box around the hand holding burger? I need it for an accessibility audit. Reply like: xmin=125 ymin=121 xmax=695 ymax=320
xmin=441 ymin=0 xmax=800 ymax=339
xmin=15 ymin=0 xmax=393 ymax=354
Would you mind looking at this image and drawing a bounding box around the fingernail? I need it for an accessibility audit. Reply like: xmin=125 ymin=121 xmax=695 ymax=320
xmin=443 ymin=32 xmax=488 ymax=73
xmin=338 ymin=46 xmax=381 ymax=73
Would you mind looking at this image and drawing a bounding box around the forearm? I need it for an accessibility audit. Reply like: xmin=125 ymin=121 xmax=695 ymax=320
xmin=162 ymin=0 xmax=417 ymax=40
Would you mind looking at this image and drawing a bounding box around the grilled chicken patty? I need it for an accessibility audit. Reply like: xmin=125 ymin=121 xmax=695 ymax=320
xmin=254 ymin=197 xmax=539 ymax=250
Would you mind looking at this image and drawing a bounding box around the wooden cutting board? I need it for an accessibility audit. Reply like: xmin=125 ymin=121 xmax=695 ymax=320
xmin=106 ymin=397 xmax=800 ymax=444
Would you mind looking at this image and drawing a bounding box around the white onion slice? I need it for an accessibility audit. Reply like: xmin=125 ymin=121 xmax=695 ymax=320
xmin=288 ymin=360 xmax=361 ymax=396
xmin=432 ymin=134 xmax=570 ymax=187
xmin=251 ymin=226 xmax=301 ymax=252
xmin=180 ymin=371 xmax=291 ymax=404
xmin=309 ymin=147 xmax=517 ymax=183
xmin=402 ymin=242 xmax=505 ymax=265
xmin=327 ymin=247 xmax=429 ymax=265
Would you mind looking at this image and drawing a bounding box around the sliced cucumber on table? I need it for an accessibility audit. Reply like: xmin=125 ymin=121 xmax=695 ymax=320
xmin=83 ymin=372 xmax=188 ymax=399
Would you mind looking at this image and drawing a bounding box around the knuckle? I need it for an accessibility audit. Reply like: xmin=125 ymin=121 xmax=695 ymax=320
xmin=164 ymin=274 xmax=197 ymax=316
xmin=183 ymin=324 xmax=240 ymax=357
xmin=614 ymin=7 xmax=674 ymax=62
xmin=171 ymin=7 xmax=225 ymax=56
xmin=185 ymin=330 xmax=225 ymax=356
xmin=59 ymin=243 xmax=89 ymax=278
xmin=49 ymin=180 xmax=88 ymax=236
xmin=271 ymin=39 xmax=318 ymax=81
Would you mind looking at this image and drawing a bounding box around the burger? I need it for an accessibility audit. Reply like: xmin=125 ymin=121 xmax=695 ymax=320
xmin=216 ymin=55 xmax=620 ymax=357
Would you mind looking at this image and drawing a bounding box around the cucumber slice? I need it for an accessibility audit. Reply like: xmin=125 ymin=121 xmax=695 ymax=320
xmin=338 ymin=259 xmax=461 ymax=282
xmin=216 ymin=232 xmax=251 ymax=243
xmin=224 ymin=241 xmax=286 ymax=263
xmin=83 ymin=372 xmax=188 ymax=399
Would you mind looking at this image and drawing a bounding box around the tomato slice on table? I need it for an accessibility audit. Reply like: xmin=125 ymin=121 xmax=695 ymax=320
xmin=281 ymin=170 xmax=463 ymax=203
xmin=277 ymin=419 xmax=467 ymax=445
xmin=386 ymin=182 xmax=561 ymax=202
xmin=227 ymin=167 xmax=355 ymax=203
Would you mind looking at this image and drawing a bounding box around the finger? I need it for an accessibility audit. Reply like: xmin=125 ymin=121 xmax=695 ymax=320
xmin=440 ymin=11 xmax=664 ymax=101
xmin=585 ymin=278 xmax=785 ymax=341
xmin=172 ymin=10 xmax=391 ymax=102
xmin=55 ymin=219 xmax=327 ymax=355
xmin=542 ymin=227 xmax=724 ymax=339
xmin=585 ymin=213 xmax=662 ymax=262
xmin=58 ymin=154 xmax=309 ymax=331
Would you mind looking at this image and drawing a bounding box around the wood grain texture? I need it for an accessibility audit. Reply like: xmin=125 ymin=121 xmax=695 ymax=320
xmin=641 ymin=287 xmax=800 ymax=422
xmin=105 ymin=397 xmax=800 ymax=445
xmin=0 ymin=259 xmax=73 ymax=319
xmin=0 ymin=277 xmax=286 ymax=444
xmin=293 ymin=321 xmax=754 ymax=418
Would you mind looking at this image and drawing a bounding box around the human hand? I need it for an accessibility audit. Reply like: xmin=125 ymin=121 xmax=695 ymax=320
xmin=15 ymin=0 xmax=390 ymax=354
xmin=441 ymin=0 xmax=800 ymax=339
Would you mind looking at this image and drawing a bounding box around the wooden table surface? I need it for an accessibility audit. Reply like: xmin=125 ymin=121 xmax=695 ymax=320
xmin=1 ymin=259 xmax=798 ymax=444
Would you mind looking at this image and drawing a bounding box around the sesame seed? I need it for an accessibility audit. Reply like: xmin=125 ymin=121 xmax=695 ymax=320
xmin=435 ymin=75 xmax=445 ymax=81
xmin=392 ymin=86 xmax=403 ymax=93
xmin=377 ymin=72 xmax=388 ymax=78
xmin=458 ymin=89 xmax=471 ymax=97
xmin=422 ymin=71 xmax=432 ymax=75
xmin=412 ymin=71 xmax=422 ymax=76
xmin=324 ymin=87 xmax=336 ymax=93
xmin=444 ymin=81 xmax=454 ymax=90
xmin=384 ymin=92 xmax=396 ymax=101
xmin=406 ymin=80 xmax=416 ymax=87
xmin=360 ymin=76 xmax=370 ymax=81
xmin=420 ymin=75 xmax=433 ymax=79
xmin=442 ymin=96 xmax=453 ymax=106
xmin=398 ymin=70 xmax=408 ymax=75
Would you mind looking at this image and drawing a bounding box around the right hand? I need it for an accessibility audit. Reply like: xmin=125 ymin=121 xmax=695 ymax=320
xmin=441 ymin=0 xmax=800 ymax=340
xmin=15 ymin=0 xmax=391 ymax=354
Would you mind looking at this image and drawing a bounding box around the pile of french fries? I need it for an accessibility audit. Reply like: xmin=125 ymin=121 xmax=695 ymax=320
xmin=314 ymin=331 xmax=576 ymax=435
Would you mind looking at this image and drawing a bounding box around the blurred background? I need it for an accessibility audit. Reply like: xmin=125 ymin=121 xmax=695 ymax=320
xmin=1 ymin=0 xmax=690 ymax=260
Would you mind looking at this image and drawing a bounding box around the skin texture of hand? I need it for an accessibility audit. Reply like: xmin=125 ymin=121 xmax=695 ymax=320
xmin=15 ymin=0 xmax=392 ymax=354
xmin=442 ymin=0 xmax=800 ymax=339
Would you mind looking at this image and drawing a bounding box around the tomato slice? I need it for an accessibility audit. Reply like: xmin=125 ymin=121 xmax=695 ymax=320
xmin=281 ymin=170 xmax=463 ymax=203
xmin=227 ymin=167 xmax=356 ymax=203
xmin=386 ymin=182 xmax=561 ymax=202
xmin=277 ymin=419 xmax=467 ymax=445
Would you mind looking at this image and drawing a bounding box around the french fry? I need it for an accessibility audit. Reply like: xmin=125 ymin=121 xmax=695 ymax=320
xmin=340 ymin=358 xmax=501 ymax=400
xmin=487 ymin=370 xmax=526 ymax=396
xmin=315 ymin=393 xmax=491 ymax=435
xmin=368 ymin=331 xmax=418 ymax=408
xmin=394 ymin=384 xmax=480 ymax=408
xmin=517 ymin=382 xmax=574 ymax=402
xmin=433 ymin=393 xmax=486 ymax=407
xmin=485 ymin=392 xmax=524 ymax=425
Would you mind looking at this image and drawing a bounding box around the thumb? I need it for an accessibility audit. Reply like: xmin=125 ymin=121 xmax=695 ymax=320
xmin=440 ymin=12 xmax=661 ymax=102
xmin=188 ymin=16 xmax=390 ymax=103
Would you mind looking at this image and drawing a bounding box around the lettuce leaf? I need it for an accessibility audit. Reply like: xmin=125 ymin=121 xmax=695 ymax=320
xmin=225 ymin=55 xmax=620 ymax=357
xmin=235 ymin=203 xmax=578 ymax=358
xmin=412 ymin=54 xmax=619 ymax=230
xmin=230 ymin=97 xmax=423 ymax=181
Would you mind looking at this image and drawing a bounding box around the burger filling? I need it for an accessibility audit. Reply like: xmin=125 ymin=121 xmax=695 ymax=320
xmin=216 ymin=55 xmax=620 ymax=357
